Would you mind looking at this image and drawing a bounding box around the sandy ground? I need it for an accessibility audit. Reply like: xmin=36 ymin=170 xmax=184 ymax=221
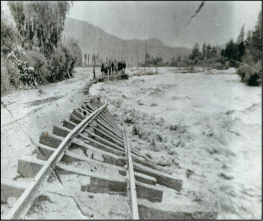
xmin=89 ymin=67 xmax=262 ymax=219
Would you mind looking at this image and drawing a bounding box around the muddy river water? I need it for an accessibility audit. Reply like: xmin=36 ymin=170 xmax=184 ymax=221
xmin=90 ymin=67 xmax=262 ymax=219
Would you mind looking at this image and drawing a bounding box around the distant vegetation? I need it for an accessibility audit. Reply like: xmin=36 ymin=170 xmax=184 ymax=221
xmin=185 ymin=10 xmax=262 ymax=86
xmin=145 ymin=53 xmax=164 ymax=67
xmin=1 ymin=1 xmax=82 ymax=95
xmin=146 ymin=11 xmax=262 ymax=86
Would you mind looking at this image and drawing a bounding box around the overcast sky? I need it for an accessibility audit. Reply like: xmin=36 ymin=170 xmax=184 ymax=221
xmin=67 ymin=1 xmax=262 ymax=48
xmin=1 ymin=1 xmax=261 ymax=49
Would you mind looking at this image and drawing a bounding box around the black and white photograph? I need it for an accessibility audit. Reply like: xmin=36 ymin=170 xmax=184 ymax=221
xmin=1 ymin=1 xmax=262 ymax=219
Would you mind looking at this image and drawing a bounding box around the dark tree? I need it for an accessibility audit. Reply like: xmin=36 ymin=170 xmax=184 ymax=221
xmin=202 ymin=43 xmax=206 ymax=60
xmin=189 ymin=43 xmax=201 ymax=61
xmin=251 ymin=11 xmax=262 ymax=62
xmin=237 ymin=25 xmax=245 ymax=61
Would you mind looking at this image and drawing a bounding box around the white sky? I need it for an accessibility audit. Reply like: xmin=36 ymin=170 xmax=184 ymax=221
xmin=232 ymin=1 xmax=262 ymax=38
xmin=67 ymin=1 xmax=261 ymax=48
xmin=2 ymin=1 xmax=262 ymax=48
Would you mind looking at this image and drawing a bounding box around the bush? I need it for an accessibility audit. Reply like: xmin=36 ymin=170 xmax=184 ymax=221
xmin=1 ymin=57 xmax=10 ymax=95
xmin=69 ymin=42 xmax=82 ymax=67
xmin=48 ymin=47 xmax=67 ymax=82
xmin=62 ymin=44 xmax=75 ymax=77
xmin=1 ymin=28 xmax=83 ymax=95
xmin=224 ymin=61 xmax=230 ymax=69
xmin=19 ymin=50 xmax=50 ymax=84
xmin=18 ymin=45 xmax=80 ymax=84
xmin=15 ymin=43 xmax=81 ymax=84
xmin=62 ymin=37 xmax=82 ymax=67
xmin=47 ymin=42 xmax=82 ymax=82
xmin=237 ymin=64 xmax=261 ymax=86
xmin=31 ymin=52 xmax=49 ymax=84
xmin=6 ymin=60 xmax=21 ymax=87
xmin=1 ymin=56 xmax=21 ymax=95
xmin=247 ymin=72 xmax=261 ymax=86
xmin=212 ymin=62 xmax=225 ymax=70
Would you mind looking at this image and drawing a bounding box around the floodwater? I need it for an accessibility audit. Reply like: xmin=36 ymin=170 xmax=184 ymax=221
xmin=90 ymin=67 xmax=262 ymax=219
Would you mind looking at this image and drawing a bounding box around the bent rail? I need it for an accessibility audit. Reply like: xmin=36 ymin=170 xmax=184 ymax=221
xmin=4 ymin=102 xmax=107 ymax=219
xmin=123 ymin=126 xmax=139 ymax=219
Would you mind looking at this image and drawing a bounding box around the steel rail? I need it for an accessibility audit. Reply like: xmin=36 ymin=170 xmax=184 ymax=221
xmin=4 ymin=102 xmax=107 ymax=219
xmin=123 ymin=126 xmax=139 ymax=219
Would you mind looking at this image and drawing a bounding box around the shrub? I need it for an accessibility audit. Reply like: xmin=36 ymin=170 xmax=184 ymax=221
xmin=237 ymin=65 xmax=249 ymax=82
xmin=15 ymin=42 xmax=82 ymax=84
xmin=62 ymin=37 xmax=82 ymax=67
xmin=48 ymin=47 xmax=67 ymax=82
xmin=237 ymin=64 xmax=261 ymax=86
xmin=31 ymin=52 xmax=50 ymax=84
xmin=1 ymin=57 xmax=10 ymax=95
xmin=247 ymin=72 xmax=261 ymax=86
xmin=6 ymin=60 xmax=21 ymax=87
xmin=224 ymin=61 xmax=230 ymax=69
xmin=44 ymin=41 xmax=82 ymax=82
xmin=70 ymin=41 xmax=82 ymax=67
xmin=1 ymin=56 xmax=21 ymax=95
xmin=62 ymin=44 xmax=75 ymax=77
xmin=212 ymin=62 xmax=225 ymax=70
xmin=19 ymin=50 xmax=50 ymax=84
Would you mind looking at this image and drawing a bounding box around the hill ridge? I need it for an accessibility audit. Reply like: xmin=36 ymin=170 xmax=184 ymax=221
xmin=63 ymin=17 xmax=191 ymax=66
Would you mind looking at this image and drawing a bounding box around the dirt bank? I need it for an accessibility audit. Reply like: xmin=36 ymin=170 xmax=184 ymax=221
xmin=89 ymin=67 xmax=262 ymax=219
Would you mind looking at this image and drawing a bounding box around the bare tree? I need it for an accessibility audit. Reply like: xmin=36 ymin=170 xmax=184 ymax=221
xmin=88 ymin=53 xmax=90 ymax=66
xmin=92 ymin=53 xmax=96 ymax=65
xmin=84 ymin=53 xmax=87 ymax=66
xmin=96 ymin=54 xmax=99 ymax=65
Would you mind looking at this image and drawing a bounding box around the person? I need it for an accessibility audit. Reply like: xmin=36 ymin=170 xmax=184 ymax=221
xmin=114 ymin=61 xmax=118 ymax=74
xmin=117 ymin=61 xmax=121 ymax=73
xmin=93 ymin=65 xmax=96 ymax=80
xmin=105 ymin=62 xmax=108 ymax=76
xmin=28 ymin=66 xmax=38 ymax=87
xmin=101 ymin=63 xmax=104 ymax=76
xmin=123 ymin=61 xmax=126 ymax=74
xmin=120 ymin=61 xmax=124 ymax=74
xmin=111 ymin=61 xmax=114 ymax=75
xmin=108 ymin=61 xmax=111 ymax=75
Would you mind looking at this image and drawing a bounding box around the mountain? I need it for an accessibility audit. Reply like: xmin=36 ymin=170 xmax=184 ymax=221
xmin=63 ymin=18 xmax=191 ymax=66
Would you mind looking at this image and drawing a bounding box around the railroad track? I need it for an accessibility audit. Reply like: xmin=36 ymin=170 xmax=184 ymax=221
xmin=1 ymin=96 xmax=217 ymax=219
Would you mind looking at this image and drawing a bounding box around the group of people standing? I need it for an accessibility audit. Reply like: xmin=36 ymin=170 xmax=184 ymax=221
xmin=101 ymin=61 xmax=126 ymax=76
xmin=92 ymin=60 xmax=126 ymax=80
